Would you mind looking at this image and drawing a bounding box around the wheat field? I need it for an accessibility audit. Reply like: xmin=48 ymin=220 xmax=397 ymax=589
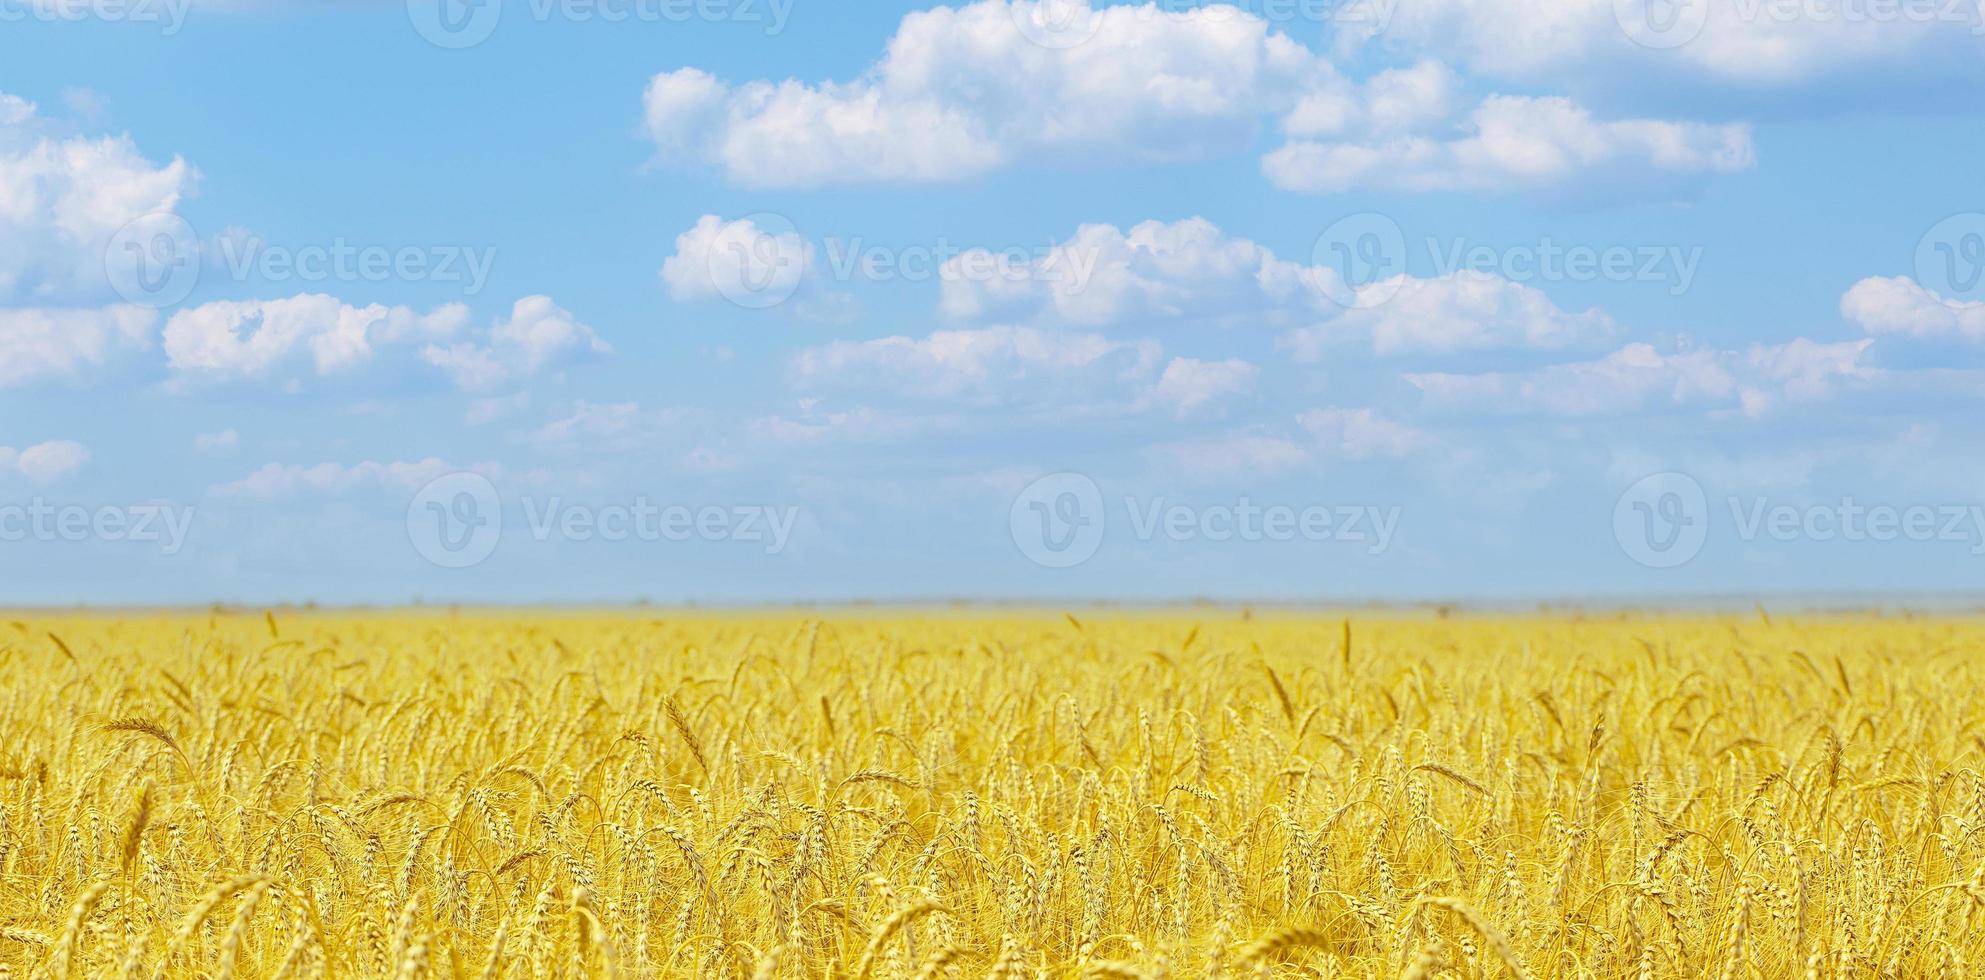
xmin=1 ymin=612 xmax=1983 ymax=978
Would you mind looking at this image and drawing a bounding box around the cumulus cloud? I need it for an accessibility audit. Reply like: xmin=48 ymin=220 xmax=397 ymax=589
xmin=1360 ymin=0 xmax=1985 ymax=91
xmin=1279 ymin=271 xmax=1617 ymax=360
xmin=1840 ymin=275 xmax=1985 ymax=341
xmin=642 ymin=2 xmax=1321 ymax=187
xmin=1406 ymin=338 xmax=1877 ymax=416
xmin=422 ymin=296 xmax=611 ymax=391
xmin=163 ymin=294 xmax=467 ymax=381
xmin=940 ymin=217 xmax=1337 ymax=327
xmin=792 ymin=325 xmax=1162 ymax=406
xmin=942 ymin=219 xmax=1618 ymax=360
xmin=158 ymin=293 xmax=603 ymax=390
xmin=0 ymin=305 xmax=155 ymax=387
xmin=1143 ymin=357 xmax=1258 ymax=417
xmin=639 ymin=2 xmax=1744 ymax=198
xmin=661 ymin=214 xmax=811 ymax=303
xmin=0 ymin=92 xmax=194 ymax=304
xmin=1263 ymin=95 xmax=1755 ymax=195
xmin=0 ymin=440 xmax=91 ymax=483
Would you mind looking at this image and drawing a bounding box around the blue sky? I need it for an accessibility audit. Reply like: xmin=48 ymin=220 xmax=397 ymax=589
xmin=2 ymin=0 xmax=1984 ymax=605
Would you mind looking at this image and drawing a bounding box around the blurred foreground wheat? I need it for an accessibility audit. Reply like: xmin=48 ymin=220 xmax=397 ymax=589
xmin=2 ymin=612 xmax=1984 ymax=977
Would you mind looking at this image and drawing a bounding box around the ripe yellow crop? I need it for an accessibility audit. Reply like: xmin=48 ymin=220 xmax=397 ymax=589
xmin=2 ymin=612 xmax=1983 ymax=977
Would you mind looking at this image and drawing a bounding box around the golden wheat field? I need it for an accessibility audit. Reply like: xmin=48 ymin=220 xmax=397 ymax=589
xmin=2 ymin=612 xmax=1984 ymax=979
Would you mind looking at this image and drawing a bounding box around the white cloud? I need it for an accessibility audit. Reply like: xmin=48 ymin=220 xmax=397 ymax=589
xmin=793 ymin=325 xmax=1162 ymax=406
xmin=422 ymin=296 xmax=611 ymax=391
xmin=0 ymin=92 xmax=193 ymax=303
xmin=208 ymin=458 xmax=497 ymax=500
xmin=643 ymin=1 xmax=1323 ymax=187
xmin=1360 ymin=0 xmax=1985 ymax=91
xmin=1143 ymin=356 xmax=1258 ymax=417
xmin=163 ymin=293 xmax=467 ymax=381
xmin=1264 ymin=95 xmax=1754 ymax=195
xmin=193 ymin=429 xmax=239 ymax=454
xmin=0 ymin=440 xmax=90 ymax=483
xmin=1296 ymin=407 xmax=1433 ymax=458
xmin=1840 ymin=275 xmax=1985 ymax=341
xmin=1407 ymin=338 xmax=1877 ymax=416
xmin=943 ymin=220 xmax=1620 ymax=360
xmin=159 ymin=293 xmax=602 ymax=390
xmin=0 ymin=305 xmax=155 ymax=387
xmin=941 ymin=217 xmax=1338 ymax=327
xmin=1282 ymin=271 xmax=1616 ymax=359
xmin=639 ymin=2 xmax=1740 ymax=198
xmin=661 ymin=214 xmax=812 ymax=304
